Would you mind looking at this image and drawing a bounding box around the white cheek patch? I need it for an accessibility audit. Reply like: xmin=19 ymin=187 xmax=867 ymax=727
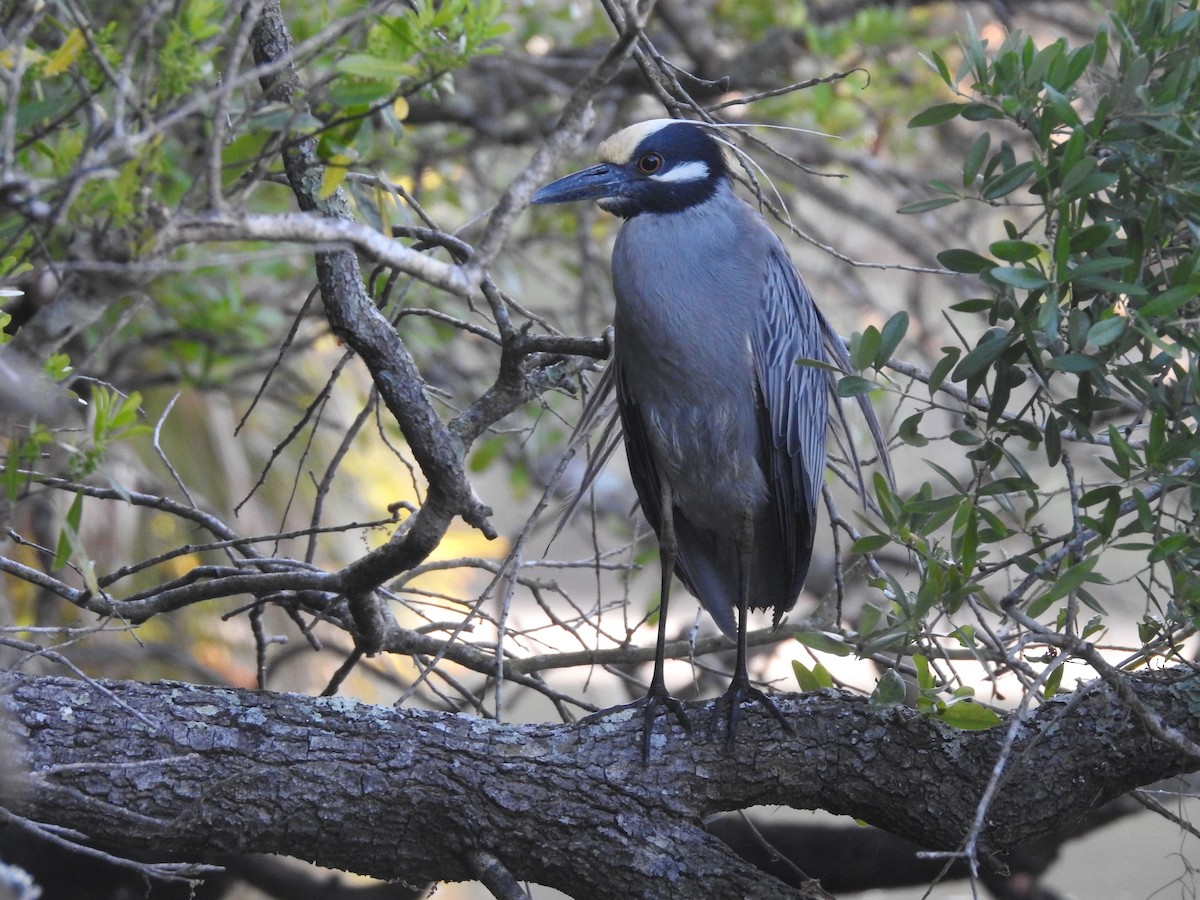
xmin=651 ymin=161 xmax=709 ymax=183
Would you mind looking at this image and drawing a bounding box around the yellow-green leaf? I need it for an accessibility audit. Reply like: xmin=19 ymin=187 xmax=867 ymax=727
xmin=792 ymin=660 xmax=821 ymax=693
xmin=936 ymin=700 xmax=1002 ymax=731
xmin=53 ymin=492 xmax=84 ymax=570
xmin=811 ymin=661 xmax=834 ymax=689
xmin=44 ymin=29 xmax=85 ymax=77
xmin=319 ymin=154 xmax=352 ymax=199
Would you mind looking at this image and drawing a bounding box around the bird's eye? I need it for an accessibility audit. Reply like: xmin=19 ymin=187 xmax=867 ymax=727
xmin=637 ymin=153 xmax=663 ymax=175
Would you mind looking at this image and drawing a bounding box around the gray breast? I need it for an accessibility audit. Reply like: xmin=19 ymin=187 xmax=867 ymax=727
xmin=611 ymin=185 xmax=772 ymax=529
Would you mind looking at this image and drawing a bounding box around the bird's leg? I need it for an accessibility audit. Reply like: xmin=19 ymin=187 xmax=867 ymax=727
xmin=635 ymin=477 xmax=692 ymax=761
xmin=711 ymin=514 xmax=794 ymax=749
xmin=580 ymin=476 xmax=691 ymax=762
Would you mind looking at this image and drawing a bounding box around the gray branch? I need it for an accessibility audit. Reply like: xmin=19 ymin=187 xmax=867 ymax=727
xmin=4 ymin=668 xmax=1199 ymax=899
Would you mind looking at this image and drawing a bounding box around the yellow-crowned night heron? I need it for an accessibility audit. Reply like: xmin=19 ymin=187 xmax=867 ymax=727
xmin=534 ymin=119 xmax=848 ymax=756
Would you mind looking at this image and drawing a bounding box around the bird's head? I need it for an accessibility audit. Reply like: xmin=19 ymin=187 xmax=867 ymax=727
xmin=532 ymin=119 xmax=731 ymax=218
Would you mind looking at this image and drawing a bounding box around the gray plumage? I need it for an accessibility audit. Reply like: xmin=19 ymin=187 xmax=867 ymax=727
xmin=532 ymin=118 xmax=876 ymax=755
xmin=610 ymin=178 xmax=826 ymax=637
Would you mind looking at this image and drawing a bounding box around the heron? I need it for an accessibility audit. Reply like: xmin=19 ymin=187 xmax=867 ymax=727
xmin=533 ymin=119 xmax=863 ymax=756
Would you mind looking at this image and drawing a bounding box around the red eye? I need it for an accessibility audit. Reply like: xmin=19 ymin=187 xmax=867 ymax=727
xmin=637 ymin=153 xmax=663 ymax=174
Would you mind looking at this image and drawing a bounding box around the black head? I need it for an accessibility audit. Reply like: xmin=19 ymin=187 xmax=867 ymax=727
xmin=531 ymin=120 xmax=731 ymax=218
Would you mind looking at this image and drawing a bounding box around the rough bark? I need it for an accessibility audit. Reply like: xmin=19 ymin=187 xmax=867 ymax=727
xmin=2 ymin=668 xmax=1198 ymax=899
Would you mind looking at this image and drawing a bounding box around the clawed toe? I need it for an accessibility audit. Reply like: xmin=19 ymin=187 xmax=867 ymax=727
xmin=582 ymin=689 xmax=691 ymax=763
xmin=709 ymin=680 xmax=793 ymax=749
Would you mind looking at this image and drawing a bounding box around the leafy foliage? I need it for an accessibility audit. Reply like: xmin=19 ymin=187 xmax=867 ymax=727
xmin=857 ymin=0 xmax=1200 ymax=677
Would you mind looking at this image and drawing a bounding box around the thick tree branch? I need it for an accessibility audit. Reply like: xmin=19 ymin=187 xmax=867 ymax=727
xmin=3 ymin=669 xmax=1198 ymax=899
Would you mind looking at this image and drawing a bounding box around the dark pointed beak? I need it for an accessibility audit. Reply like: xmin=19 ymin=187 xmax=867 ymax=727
xmin=532 ymin=163 xmax=626 ymax=204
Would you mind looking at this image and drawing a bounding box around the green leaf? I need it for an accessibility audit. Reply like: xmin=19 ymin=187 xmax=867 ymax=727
xmin=1063 ymin=164 xmax=1119 ymax=201
xmin=978 ymin=476 xmax=1036 ymax=497
xmin=858 ymin=605 xmax=882 ymax=639
xmin=908 ymin=103 xmax=964 ymax=128
xmin=1139 ymin=285 xmax=1200 ymax=318
xmin=909 ymin=495 xmax=959 ymax=533
xmin=44 ymin=29 xmax=86 ymax=77
xmin=989 ymin=266 xmax=1050 ymax=290
xmin=851 ymin=534 xmax=890 ymax=554
xmin=962 ymin=132 xmax=991 ymax=187
xmin=949 ymin=299 xmax=994 ymax=313
xmin=1137 ymin=617 xmax=1161 ymax=644
xmin=1044 ymin=414 xmax=1062 ymax=466
xmin=1064 ymin=256 xmax=1134 ymax=282
xmin=1087 ymin=316 xmax=1126 ymax=347
xmin=952 ymin=625 xmax=978 ymax=649
xmin=1043 ymin=663 xmax=1065 ymax=698
xmin=913 ymin=653 xmax=934 ymax=690
xmin=1043 ymin=84 xmax=1083 ymax=129
xmin=952 ymin=331 xmax=1009 ymax=382
xmin=851 ymin=326 xmax=882 ymax=372
xmin=1079 ymin=485 xmax=1120 ymax=507
xmin=319 ymin=154 xmax=352 ymax=199
xmin=869 ymin=669 xmax=907 ymax=710
xmin=949 ymin=428 xmax=982 ymax=446
xmin=924 ymin=49 xmax=954 ymax=87
xmin=53 ymin=492 xmax=84 ymax=571
xmin=1046 ymin=353 xmax=1102 ymax=373
xmin=928 ymin=348 xmax=960 ymax=396
xmin=936 ymin=700 xmax=1002 ymax=730
xmin=877 ymin=311 xmax=909 ymax=365
xmin=898 ymin=410 xmax=929 ymax=447
xmin=951 ymin=497 xmax=979 ymax=572
xmin=898 ymin=197 xmax=960 ymax=214
xmin=1069 ymin=223 xmax=1116 ymax=253
xmin=988 ymin=239 xmax=1042 ymax=262
xmin=837 ymin=375 xmax=876 ymax=398
xmin=981 ymin=161 xmax=1035 ymax=200
xmin=873 ymin=471 xmax=900 ymax=527
xmin=938 ymin=248 xmax=993 ymax=274
xmin=794 ymin=631 xmax=852 ymax=657
xmin=1092 ymin=20 xmax=1109 ymax=65
xmin=1149 ymin=533 xmax=1191 ymax=563
xmin=792 ymin=660 xmax=822 ymax=693
xmin=811 ymin=661 xmax=834 ymax=689
xmin=1063 ymin=44 xmax=1093 ymax=88
xmin=794 ymin=357 xmax=842 ymax=374
xmin=1030 ymin=556 xmax=1099 ymax=613
xmin=960 ymin=102 xmax=1003 ymax=121
xmin=468 ymin=435 xmax=506 ymax=473
xmin=336 ymin=54 xmax=417 ymax=80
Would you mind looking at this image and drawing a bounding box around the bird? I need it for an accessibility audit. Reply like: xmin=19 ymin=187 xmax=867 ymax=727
xmin=532 ymin=119 xmax=847 ymax=756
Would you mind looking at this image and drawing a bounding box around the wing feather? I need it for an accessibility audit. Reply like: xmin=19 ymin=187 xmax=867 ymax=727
xmin=751 ymin=244 xmax=828 ymax=605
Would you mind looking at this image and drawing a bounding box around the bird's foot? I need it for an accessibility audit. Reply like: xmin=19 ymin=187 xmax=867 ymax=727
xmin=582 ymin=687 xmax=691 ymax=764
xmin=709 ymin=678 xmax=794 ymax=750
